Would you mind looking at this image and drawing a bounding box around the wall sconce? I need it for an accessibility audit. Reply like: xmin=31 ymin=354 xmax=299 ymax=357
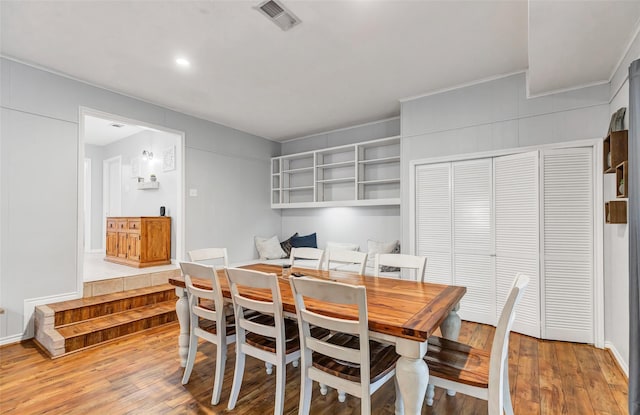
xmin=142 ymin=150 xmax=154 ymax=161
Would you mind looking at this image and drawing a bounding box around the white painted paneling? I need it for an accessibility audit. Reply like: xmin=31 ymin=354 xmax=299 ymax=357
xmin=495 ymin=151 xmax=540 ymax=337
xmin=542 ymin=147 xmax=594 ymax=343
xmin=415 ymin=163 xmax=452 ymax=285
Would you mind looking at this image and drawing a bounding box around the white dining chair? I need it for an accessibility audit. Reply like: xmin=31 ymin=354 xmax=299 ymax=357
xmin=324 ymin=249 xmax=368 ymax=275
xmin=225 ymin=267 xmax=309 ymax=415
xmin=289 ymin=247 xmax=325 ymax=270
xmin=374 ymin=253 xmax=427 ymax=282
xmin=188 ymin=247 xmax=229 ymax=267
xmin=424 ymin=273 xmax=530 ymax=414
xmin=290 ymin=277 xmax=399 ymax=415
xmin=179 ymin=261 xmax=235 ymax=405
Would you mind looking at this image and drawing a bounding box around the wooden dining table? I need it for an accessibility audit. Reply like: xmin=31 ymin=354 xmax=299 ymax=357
xmin=168 ymin=263 xmax=466 ymax=415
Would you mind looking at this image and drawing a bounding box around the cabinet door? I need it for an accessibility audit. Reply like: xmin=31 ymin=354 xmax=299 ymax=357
xmin=127 ymin=233 xmax=141 ymax=261
xmin=495 ymin=151 xmax=540 ymax=338
xmin=541 ymin=147 xmax=594 ymax=343
xmin=452 ymin=158 xmax=495 ymax=325
xmin=105 ymin=231 xmax=118 ymax=257
xmin=117 ymin=232 xmax=128 ymax=258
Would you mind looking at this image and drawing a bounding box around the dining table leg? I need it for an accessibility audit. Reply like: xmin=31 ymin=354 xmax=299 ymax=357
xmin=394 ymin=338 xmax=429 ymax=415
xmin=175 ymin=287 xmax=190 ymax=367
xmin=439 ymin=302 xmax=461 ymax=396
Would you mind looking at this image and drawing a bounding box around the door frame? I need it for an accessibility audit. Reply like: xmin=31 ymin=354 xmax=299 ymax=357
xmin=77 ymin=107 xmax=187 ymax=297
xmin=408 ymin=137 xmax=604 ymax=348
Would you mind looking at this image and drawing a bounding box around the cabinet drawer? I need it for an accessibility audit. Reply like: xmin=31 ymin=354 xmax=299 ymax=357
xmin=117 ymin=220 xmax=128 ymax=231
xmin=106 ymin=219 xmax=118 ymax=231
xmin=128 ymin=219 xmax=141 ymax=232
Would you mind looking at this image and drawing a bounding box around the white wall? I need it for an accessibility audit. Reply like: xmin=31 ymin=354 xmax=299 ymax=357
xmin=84 ymin=144 xmax=104 ymax=250
xmin=601 ymin=27 xmax=640 ymax=374
xmin=278 ymin=118 xmax=402 ymax=251
xmin=0 ymin=58 xmax=281 ymax=343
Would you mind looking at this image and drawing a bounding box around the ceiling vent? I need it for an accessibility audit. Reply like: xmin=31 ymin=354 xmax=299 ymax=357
xmin=255 ymin=0 xmax=301 ymax=31
xmin=110 ymin=123 xmax=125 ymax=128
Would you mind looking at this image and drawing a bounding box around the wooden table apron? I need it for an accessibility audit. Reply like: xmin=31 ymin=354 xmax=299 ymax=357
xmin=169 ymin=263 xmax=465 ymax=415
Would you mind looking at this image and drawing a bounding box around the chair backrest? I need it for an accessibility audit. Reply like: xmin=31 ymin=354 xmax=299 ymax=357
xmin=374 ymin=253 xmax=427 ymax=282
xmin=225 ymin=268 xmax=285 ymax=355
xmin=180 ymin=261 xmax=226 ymax=329
xmin=289 ymin=247 xmax=325 ymax=270
xmin=488 ymin=273 xmax=529 ymax=402
xmin=324 ymin=250 xmax=368 ymax=275
xmin=188 ymin=247 xmax=229 ymax=268
xmin=290 ymin=277 xmax=370 ymax=394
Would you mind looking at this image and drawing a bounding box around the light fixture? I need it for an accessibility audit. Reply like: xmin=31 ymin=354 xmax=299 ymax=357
xmin=142 ymin=150 xmax=154 ymax=161
xmin=175 ymin=57 xmax=190 ymax=67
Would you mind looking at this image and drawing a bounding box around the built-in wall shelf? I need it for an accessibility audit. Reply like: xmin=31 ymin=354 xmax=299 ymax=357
xmin=603 ymin=130 xmax=628 ymax=173
xmin=616 ymin=161 xmax=628 ymax=198
xmin=137 ymin=181 xmax=159 ymax=190
xmin=271 ymin=136 xmax=400 ymax=208
xmin=605 ymin=201 xmax=627 ymax=224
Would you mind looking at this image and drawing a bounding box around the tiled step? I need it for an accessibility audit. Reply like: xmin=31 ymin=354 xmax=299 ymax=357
xmin=57 ymin=301 xmax=177 ymax=353
xmin=35 ymin=284 xmax=178 ymax=357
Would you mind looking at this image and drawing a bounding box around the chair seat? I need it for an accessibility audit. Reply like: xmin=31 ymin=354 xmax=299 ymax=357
xmin=312 ymin=333 xmax=399 ymax=383
xmin=197 ymin=315 xmax=237 ymax=337
xmin=424 ymin=336 xmax=490 ymax=388
xmin=246 ymin=314 xmax=329 ymax=354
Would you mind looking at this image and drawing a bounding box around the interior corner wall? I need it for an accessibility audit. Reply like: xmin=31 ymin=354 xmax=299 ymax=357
xmin=0 ymin=57 xmax=281 ymax=342
xmin=84 ymin=143 xmax=105 ymax=250
xmin=278 ymin=118 xmax=402 ymax=251
xmin=602 ymin=28 xmax=640 ymax=375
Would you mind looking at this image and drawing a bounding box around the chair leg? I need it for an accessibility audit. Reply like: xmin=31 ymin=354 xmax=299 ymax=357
xmin=227 ymin=347 xmax=245 ymax=410
xmin=274 ymin=365 xmax=286 ymax=415
xmin=319 ymin=383 xmax=328 ymax=395
xmin=181 ymin=332 xmax=198 ymax=384
xmin=360 ymin=394 xmax=371 ymax=415
xmin=265 ymin=362 xmax=274 ymax=375
xmin=503 ymin=363 xmax=514 ymax=415
xmin=426 ymin=384 xmax=435 ymax=406
xmin=299 ymin=372 xmax=312 ymax=415
xmin=394 ymin=376 xmax=404 ymax=414
xmin=338 ymin=390 xmax=346 ymax=403
xmin=211 ymin=342 xmax=226 ymax=405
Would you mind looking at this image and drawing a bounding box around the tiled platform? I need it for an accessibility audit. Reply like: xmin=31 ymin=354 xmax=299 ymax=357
xmin=83 ymin=252 xmax=181 ymax=297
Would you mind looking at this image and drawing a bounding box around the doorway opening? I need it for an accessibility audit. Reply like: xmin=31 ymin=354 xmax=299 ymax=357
xmin=79 ymin=108 xmax=185 ymax=290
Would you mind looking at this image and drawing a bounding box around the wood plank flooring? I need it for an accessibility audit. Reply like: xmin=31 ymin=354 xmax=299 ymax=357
xmin=0 ymin=321 xmax=628 ymax=414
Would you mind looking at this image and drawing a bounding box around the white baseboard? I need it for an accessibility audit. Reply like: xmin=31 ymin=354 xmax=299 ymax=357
xmin=23 ymin=291 xmax=80 ymax=339
xmin=605 ymin=341 xmax=629 ymax=378
xmin=0 ymin=333 xmax=27 ymax=346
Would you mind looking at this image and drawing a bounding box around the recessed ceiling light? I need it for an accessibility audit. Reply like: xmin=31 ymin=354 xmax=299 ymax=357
xmin=175 ymin=58 xmax=190 ymax=67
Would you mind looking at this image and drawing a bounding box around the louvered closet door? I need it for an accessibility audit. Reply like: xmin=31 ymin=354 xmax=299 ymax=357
xmin=415 ymin=163 xmax=452 ymax=285
xmin=452 ymin=159 xmax=495 ymax=325
xmin=542 ymin=147 xmax=594 ymax=343
xmin=495 ymin=151 xmax=540 ymax=338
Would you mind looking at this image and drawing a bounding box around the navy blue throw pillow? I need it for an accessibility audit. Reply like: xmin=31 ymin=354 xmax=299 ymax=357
xmin=291 ymin=233 xmax=317 ymax=248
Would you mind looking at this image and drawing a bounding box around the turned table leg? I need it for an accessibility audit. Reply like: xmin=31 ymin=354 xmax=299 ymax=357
xmin=439 ymin=302 xmax=461 ymax=396
xmin=175 ymin=287 xmax=190 ymax=367
xmin=394 ymin=339 xmax=428 ymax=415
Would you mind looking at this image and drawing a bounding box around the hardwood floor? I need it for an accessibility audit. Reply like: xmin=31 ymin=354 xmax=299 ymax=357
xmin=0 ymin=321 xmax=628 ymax=414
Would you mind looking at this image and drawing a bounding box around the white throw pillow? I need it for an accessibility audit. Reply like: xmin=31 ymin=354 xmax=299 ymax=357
xmin=255 ymin=235 xmax=286 ymax=260
xmin=367 ymin=239 xmax=399 ymax=266
xmin=326 ymin=241 xmax=359 ymax=252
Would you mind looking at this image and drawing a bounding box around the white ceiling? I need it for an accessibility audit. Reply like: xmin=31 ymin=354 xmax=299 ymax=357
xmin=84 ymin=115 xmax=145 ymax=146
xmin=2 ymin=1 xmax=639 ymax=141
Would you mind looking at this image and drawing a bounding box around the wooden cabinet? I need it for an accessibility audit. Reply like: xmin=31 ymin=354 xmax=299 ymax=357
xmin=271 ymin=136 xmax=400 ymax=208
xmin=105 ymin=217 xmax=171 ymax=267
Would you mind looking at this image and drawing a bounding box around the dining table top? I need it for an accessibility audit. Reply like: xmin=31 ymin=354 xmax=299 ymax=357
xmin=168 ymin=263 xmax=466 ymax=343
